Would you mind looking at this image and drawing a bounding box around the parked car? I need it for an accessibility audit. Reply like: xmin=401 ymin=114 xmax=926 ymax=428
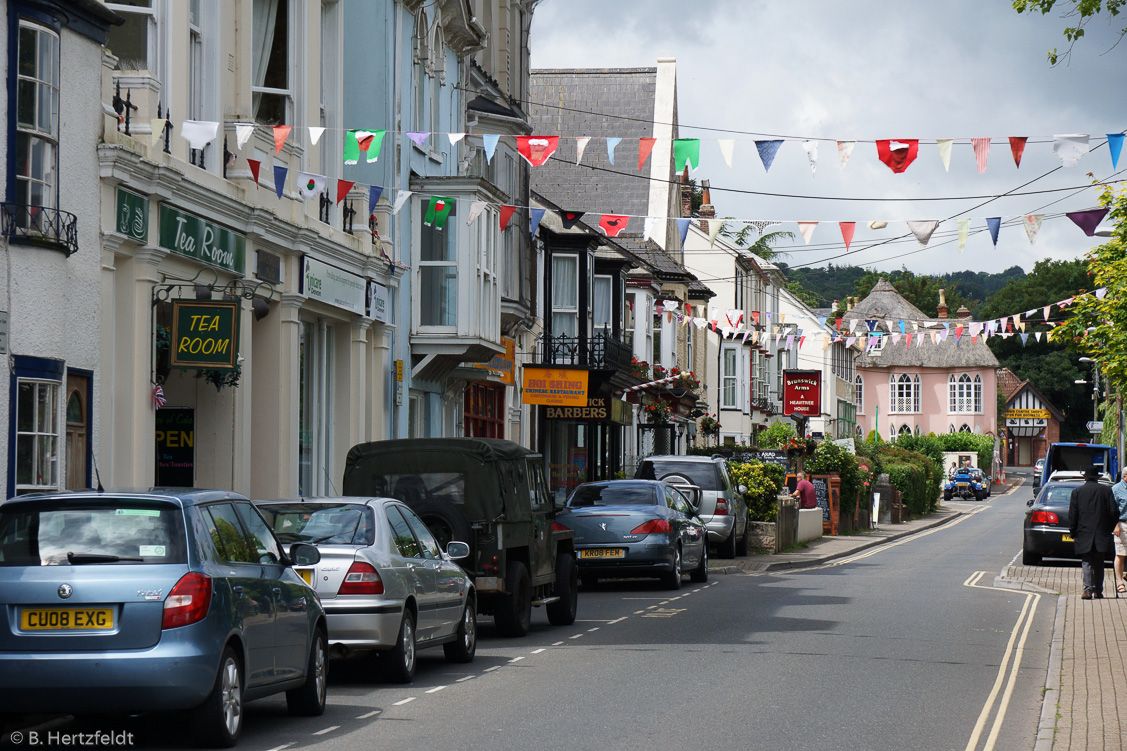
xmin=343 ymin=438 xmax=578 ymax=637
xmin=254 ymin=497 xmax=476 ymax=683
xmin=969 ymin=468 xmax=991 ymax=497
xmin=634 ymin=455 xmax=749 ymax=558
xmin=1032 ymin=458 xmax=1046 ymax=497
xmin=555 ymin=480 xmax=708 ymax=590
xmin=1023 ymin=477 xmax=1114 ymax=565
xmin=0 ymin=490 xmax=327 ymax=748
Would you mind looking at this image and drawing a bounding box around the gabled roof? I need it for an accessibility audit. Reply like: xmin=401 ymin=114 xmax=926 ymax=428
xmin=1005 ymin=380 xmax=1066 ymax=422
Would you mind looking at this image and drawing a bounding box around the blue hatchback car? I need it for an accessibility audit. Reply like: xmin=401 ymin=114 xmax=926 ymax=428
xmin=0 ymin=489 xmax=328 ymax=747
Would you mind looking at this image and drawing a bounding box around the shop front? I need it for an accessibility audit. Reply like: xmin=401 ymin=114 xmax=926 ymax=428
xmin=542 ymin=397 xmax=633 ymax=504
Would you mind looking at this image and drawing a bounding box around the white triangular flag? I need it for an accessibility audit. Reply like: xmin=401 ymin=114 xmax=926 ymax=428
xmin=837 ymin=140 xmax=855 ymax=168
xmin=937 ymin=139 xmax=953 ymax=172
xmin=576 ymin=137 xmax=591 ymax=165
xmin=1053 ymin=134 xmax=1089 ymax=167
xmin=718 ymin=139 xmax=735 ymax=168
xmin=907 ymin=220 xmax=939 ymax=246
xmin=798 ymin=221 xmax=817 ymax=245
xmin=448 ymin=133 xmax=465 ymax=145
xmin=297 ymin=172 xmax=327 ymax=200
xmin=708 ymin=219 xmax=723 ymax=248
xmin=181 ymin=120 xmax=219 ymax=150
xmin=392 ymin=190 xmax=412 ymax=215
xmin=234 ymin=123 xmax=255 ymax=149
xmin=1022 ymin=214 xmax=1043 ymax=244
xmin=802 ymin=140 xmax=818 ymax=176
xmin=956 ymin=218 xmax=970 ymax=253
xmin=466 ymin=201 xmax=487 ymax=226
xmin=308 ymin=126 xmax=325 ymax=146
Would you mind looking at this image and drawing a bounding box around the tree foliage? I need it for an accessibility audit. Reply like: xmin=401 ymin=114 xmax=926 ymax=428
xmin=759 ymin=421 xmax=796 ymax=448
xmin=1013 ymin=0 xmax=1127 ymax=64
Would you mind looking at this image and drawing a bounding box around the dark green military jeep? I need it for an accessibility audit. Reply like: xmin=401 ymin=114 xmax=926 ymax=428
xmin=343 ymin=438 xmax=578 ymax=637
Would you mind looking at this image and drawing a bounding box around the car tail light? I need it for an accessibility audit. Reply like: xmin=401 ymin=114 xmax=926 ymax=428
xmin=630 ymin=518 xmax=672 ymax=535
xmin=714 ymin=499 xmax=729 ymax=516
xmin=552 ymin=521 xmax=569 ymax=531
xmin=162 ymin=572 xmax=213 ymax=630
xmin=1031 ymin=511 xmax=1060 ymax=524
xmin=338 ymin=562 xmax=384 ymax=595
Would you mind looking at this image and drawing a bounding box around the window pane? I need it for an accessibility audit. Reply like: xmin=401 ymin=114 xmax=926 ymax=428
xmin=19 ymin=26 xmax=37 ymax=77
xmin=16 ymin=436 xmax=34 ymax=485
xmin=262 ymin=0 xmax=289 ymax=89
xmin=36 ymin=436 xmax=57 ymax=486
xmin=17 ymin=81 xmax=35 ymax=129
xmin=421 ymin=221 xmax=455 ymax=262
xmin=17 ymin=383 xmax=34 ymax=432
xmin=38 ymin=83 xmax=54 ymax=134
xmin=234 ymin=503 xmax=283 ymax=564
xmin=206 ymin=504 xmax=256 ymax=563
xmin=37 ymin=384 xmax=57 ymax=433
xmin=386 ymin=506 xmax=423 ymax=559
xmin=106 ymin=11 xmax=151 ymax=70
xmin=593 ymin=277 xmax=611 ymax=330
xmin=420 ymin=266 xmax=457 ymax=326
xmin=552 ymin=312 xmax=577 ymax=337
xmin=552 ymin=256 xmax=578 ymax=308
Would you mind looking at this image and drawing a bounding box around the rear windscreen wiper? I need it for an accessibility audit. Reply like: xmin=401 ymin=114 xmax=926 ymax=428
xmin=66 ymin=552 xmax=143 ymax=564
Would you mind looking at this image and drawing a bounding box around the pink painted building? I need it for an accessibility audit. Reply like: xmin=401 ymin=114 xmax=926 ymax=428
xmin=845 ymin=280 xmax=999 ymax=440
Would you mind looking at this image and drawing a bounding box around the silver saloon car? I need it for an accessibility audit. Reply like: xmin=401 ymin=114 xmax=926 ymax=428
xmin=254 ymin=497 xmax=476 ymax=683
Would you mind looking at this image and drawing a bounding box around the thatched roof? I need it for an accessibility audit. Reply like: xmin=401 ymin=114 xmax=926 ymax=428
xmin=842 ymin=278 xmax=927 ymax=322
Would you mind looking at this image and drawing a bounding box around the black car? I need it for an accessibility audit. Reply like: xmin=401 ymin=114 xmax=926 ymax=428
xmin=1022 ymin=478 xmax=1114 ymax=565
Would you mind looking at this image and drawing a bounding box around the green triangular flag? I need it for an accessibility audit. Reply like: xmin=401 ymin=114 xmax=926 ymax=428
xmin=673 ymin=138 xmax=700 ymax=172
xmin=424 ymin=196 xmax=454 ymax=229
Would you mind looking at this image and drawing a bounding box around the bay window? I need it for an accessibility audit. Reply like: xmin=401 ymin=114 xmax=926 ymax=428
xmin=721 ymin=347 xmax=738 ymax=408
xmin=252 ymin=0 xmax=291 ymax=125
xmin=551 ymin=255 xmax=578 ymax=337
xmin=15 ymin=22 xmax=60 ymax=213
xmin=420 ymin=201 xmax=458 ymax=327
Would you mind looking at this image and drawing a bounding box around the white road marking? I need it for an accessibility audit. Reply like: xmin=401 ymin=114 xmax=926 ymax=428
xmin=552 ymin=641 xmax=565 ymax=646
xmin=266 ymin=745 xmax=294 ymax=751
xmin=622 ymin=597 xmax=669 ymax=600
xmin=587 ymin=627 xmax=600 ymax=632
xmin=532 ymin=648 xmax=546 ymax=654
xmin=426 ymin=686 xmax=447 ymax=694
xmin=456 ymin=676 xmax=476 ymax=682
xmin=608 ymin=617 xmax=628 ymax=624
xmin=393 ymin=697 xmax=416 ymax=706
xmin=646 ymin=605 xmax=658 ymax=609
xmin=313 ymin=726 xmax=340 ymax=736
xmin=509 ymin=656 xmax=525 ymax=663
xmin=660 ymin=601 xmax=670 ymax=605
xmin=633 ymin=610 xmax=645 ymax=614
xmin=484 ymin=666 xmax=501 ymax=672
xmin=356 ymin=711 xmax=380 ymax=719
xmin=569 ymin=633 xmax=584 ymax=639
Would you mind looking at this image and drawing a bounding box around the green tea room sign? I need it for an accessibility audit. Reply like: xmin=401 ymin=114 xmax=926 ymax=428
xmin=159 ymin=204 xmax=246 ymax=274
xmin=170 ymin=300 xmax=240 ymax=369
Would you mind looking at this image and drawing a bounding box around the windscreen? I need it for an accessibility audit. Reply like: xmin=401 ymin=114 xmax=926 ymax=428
xmin=257 ymin=504 xmax=375 ymax=545
xmin=0 ymin=501 xmax=186 ymax=566
xmin=568 ymin=483 xmax=658 ymax=507
xmin=1041 ymin=485 xmax=1080 ymax=506
xmin=637 ymin=461 xmax=722 ymax=490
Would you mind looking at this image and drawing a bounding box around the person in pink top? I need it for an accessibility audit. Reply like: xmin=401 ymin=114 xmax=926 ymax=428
xmin=790 ymin=472 xmax=817 ymax=509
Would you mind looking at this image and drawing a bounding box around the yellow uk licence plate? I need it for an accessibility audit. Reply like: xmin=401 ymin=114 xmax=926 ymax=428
xmin=579 ymin=549 xmax=625 ymax=559
xmin=1062 ymin=534 xmax=1074 ymax=542
xmin=297 ymin=569 xmax=313 ymax=585
xmin=20 ymin=607 xmax=114 ymax=631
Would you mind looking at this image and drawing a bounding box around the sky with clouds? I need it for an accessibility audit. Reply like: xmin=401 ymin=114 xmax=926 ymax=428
xmin=528 ymin=0 xmax=1126 ymax=278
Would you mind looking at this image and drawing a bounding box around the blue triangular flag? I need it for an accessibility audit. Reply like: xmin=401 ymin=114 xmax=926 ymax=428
xmin=368 ymin=185 xmax=384 ymax=215
xmin=676 ymin=217 xmax=691 ymax=246
xmin=1020 ymin=333 xmax=1029 ymax=346
xmin=530 ymin=208 xmax=546 ymax=238
xmin=817 ymin=317 xmax=827 ymax=329
xmin=898 ymin=320 xmax=905 ymax=334
xmin=606 ymin=137 xmax=622 ymax=165
xmin=1108 ymin=133 xmax=1124 ymax=169
xmin=755 ymin=140 xmax=784 ymax=172
xmin=986 ymin=217 xmax=1001 ymax=246
xmin=273 ymin=165 xmax=288 ymax=199
xmin=866 ymin=320 xmax=877 ymax=332
xmin=483 ymin=134 xmax=500 ymax=163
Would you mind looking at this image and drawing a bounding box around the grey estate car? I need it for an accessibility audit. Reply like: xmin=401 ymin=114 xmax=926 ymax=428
xmin=635 ymin=455 xmax=749 ymax=558
xmin=254 ymin=497 xmax=477 ymax=684
xmin=0 ymin=489 xmax=328 ymax=748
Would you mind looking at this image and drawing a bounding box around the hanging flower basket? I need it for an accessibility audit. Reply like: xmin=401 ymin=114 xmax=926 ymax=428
xmin=699 ymin=414 xmax=721 ymax=436
xmin=669 ymin=366 xmax=700 ymax=392
xmin=644 ymin=399 xmax=673 ymax=424
xmin=784 ymin=436 xmax=816 ymax=456
xmin=629 ymin=356 xmax=650 ymax=380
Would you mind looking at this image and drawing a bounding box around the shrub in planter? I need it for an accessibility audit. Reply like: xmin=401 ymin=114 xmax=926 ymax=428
xmin=729 ymin=460 xmax=783 ymax=523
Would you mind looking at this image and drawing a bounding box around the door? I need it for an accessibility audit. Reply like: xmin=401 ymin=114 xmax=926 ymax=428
xmin=64 ymin=375 xmax=88 ymax=490
xmin=202 ymin=503 xmax=277 ymax=686
xmin=401 ymin=506 xmax=464 ymax=638
xmin=667 ymin=486 xmax=706 ymax=568
xmin=1019 ymin=438 xmax=1032 ymax=466
xmin=235 ymin=502 xmax=309 ymax=680
xmin=386 ymin=505 xmax=438 ymax=640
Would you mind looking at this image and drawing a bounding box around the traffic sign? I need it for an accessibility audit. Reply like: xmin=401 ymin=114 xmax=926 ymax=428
xmin=1087 ymin=421 xmax=1104 ymax=432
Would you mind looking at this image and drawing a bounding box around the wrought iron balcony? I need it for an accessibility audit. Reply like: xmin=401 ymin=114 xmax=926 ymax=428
xmin=1 ymin=203 xmax=79 ymax=256
xmin=538 ymin=330 xmax=631 ymax=371
xmin=753 ymin=396 xmax=778 ymax=416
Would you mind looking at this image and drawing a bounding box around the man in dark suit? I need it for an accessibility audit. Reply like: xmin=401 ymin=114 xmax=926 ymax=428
xmin=1069 ymin=465 xmax=1122 ymax=599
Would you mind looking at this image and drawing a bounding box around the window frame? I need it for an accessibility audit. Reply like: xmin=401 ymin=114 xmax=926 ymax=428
xmin=14 ymin=378 xmax=61 ymax=495
xmin=550 ymin=253 xmax=579 ymax=338
xmin=889 ymin=373 xmax=920 ymax=414
xmin=418 ymin=198 xmax=460 ymax=330
xmin=105 ymin=1 xmax=158 ymax=73
xmin=854 ymin=374 xmax=864 ymax=414
xmin=251 ymin=0 xmax=295 ymax=126
xmin=14 ymin=20 xmax=61 ymax=213
xmin=721 ymin=346 xmax=738 ymax=409
xmin=949 ymin=372 xmax=983 ymax=414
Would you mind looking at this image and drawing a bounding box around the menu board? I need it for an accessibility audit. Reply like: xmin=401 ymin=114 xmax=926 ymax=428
xmin=813 ymin=477 xmax=830 ymax=522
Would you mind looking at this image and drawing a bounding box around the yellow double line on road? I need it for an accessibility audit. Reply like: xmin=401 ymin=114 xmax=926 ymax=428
xmin=961 ymin=571 xmax=1041 ymax=751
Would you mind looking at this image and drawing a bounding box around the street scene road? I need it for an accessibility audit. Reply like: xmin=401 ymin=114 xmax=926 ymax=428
xmin=8 ymin=476 xmax=1060 ymax=751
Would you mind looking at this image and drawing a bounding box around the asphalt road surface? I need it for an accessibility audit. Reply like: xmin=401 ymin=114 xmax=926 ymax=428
xmin=7 ymin=476 xmax=1052 ymax=751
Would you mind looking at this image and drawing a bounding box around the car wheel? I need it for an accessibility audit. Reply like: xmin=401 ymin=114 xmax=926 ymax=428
xmin=286 ymin=628 xmax=328 ymax=716
xmin=716 ymin=526 xmax=737 ymax=559
xmin=443 ymin=598 xmax=477 ymax=663
xmin=546 ymin=553 xmax=578 ymax=626
xmin=494 ymin=561 xmax=532 ymax=637
xmin=1022 ymin=548 xmax=1043 ymax=566
xmin=661 ymin=546 xmax=683 ymax=590
xmin=689 ymin=541 xmax=709 ymax=583
xmin=383 ymin=610 xmax=417 ymax=683
xmin=193 ymin=646 xmax=243 ymax=748
xmin=735 ymin=513 xmax=750 ymax=557
xmin=943 ymin=491 xmax=951 ymax=501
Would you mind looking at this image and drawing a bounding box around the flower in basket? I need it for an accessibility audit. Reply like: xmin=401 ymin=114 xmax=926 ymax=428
xmin=652 ymin=363 xmax=668 ymax=379
xmin=699 ymin=413 xmax=721 ymax=436
xmin=670 ymin=366 xmax=700 ymax=392
xmin=643 ymin=399 xmax=672 ymax=423
xmin=629 ymin=356 xmax=650 ymax=380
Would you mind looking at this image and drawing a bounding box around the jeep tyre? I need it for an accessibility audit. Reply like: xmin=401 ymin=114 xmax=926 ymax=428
xmin=494 ymin=560 xmax=532 ymax=637
xmin=546 ymin=553 xmax=578 ymax=626
xmin=410 ymin=500 xmax=473 ymax=555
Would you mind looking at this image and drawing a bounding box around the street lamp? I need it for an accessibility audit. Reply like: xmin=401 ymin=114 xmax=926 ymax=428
xmin=1078 ymin=357 xmax=1101 ymax=429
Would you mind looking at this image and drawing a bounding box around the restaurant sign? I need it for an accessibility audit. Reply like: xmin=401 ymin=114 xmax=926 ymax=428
xmin=170 ymin=300 xmax=240 ymax=369
xmin=473 ymin=337 xmax=516 ymax=385
xmin=159 ymin=205 xmax=246 ymax=274
xmin=782 ymin=369 xmax=822 ymax=417
xmin=522 ymin=367 xmax=588 ymax=407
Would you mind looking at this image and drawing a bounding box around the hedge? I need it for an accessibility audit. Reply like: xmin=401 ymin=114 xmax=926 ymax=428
xmin=728 ymin=460 xmax=784 ymax=522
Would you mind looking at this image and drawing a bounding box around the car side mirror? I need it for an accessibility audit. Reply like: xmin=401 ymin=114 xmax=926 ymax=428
xmin=737 ymin=484 xmax=748 ymax=495
xmin=446 ymin=540 xmax=471 ymax=560
xmin=1026 ymin=499 xmax=1034 ymax=507
xmin=289 ymin=543 xmax=321 ymax=567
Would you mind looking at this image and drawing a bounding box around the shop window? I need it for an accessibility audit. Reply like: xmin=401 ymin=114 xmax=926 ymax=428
xmin=252 ymin=0 xmax=291 ymax=125
xmin=299 ymin=319 xmax=334 ymax=496
xmin=420 ymin=200 xmax=458 ymax=327
xmin=15 ymin=380 xmax=60 ymax=495
xmin=105 ymin=1 xmax=157 ymax=71
xmin=14 ymin=22 xmax=60 ymax=213
xmin=551 ymin=254 xmax=578 ymax=337
xmin=464 ymin=382 xmax=505 ymax=439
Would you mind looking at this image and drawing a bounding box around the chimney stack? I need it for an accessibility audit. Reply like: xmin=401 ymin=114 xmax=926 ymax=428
xmin=956 ymin=305 xmax=971 ymax=320
xmin=698 ymin=179 xmax=715 ymax=233
xmin=680 ymin=166 xmax=693 ymax=218
xmin=937 ymin=289 xmax=949 ymax=319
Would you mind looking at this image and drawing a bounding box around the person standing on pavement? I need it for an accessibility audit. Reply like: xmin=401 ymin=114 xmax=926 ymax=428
xmin=790 ymin=472 xmax=817 ymax=509
xmin=1068 ymin=465 xmax=1121 ymax=599
xmin=1111 ymin=468 xmax=1127 ymax=594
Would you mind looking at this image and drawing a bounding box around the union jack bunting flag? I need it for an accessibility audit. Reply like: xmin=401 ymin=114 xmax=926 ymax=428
xmin=152 ymin=384 xmax=167 ymax=409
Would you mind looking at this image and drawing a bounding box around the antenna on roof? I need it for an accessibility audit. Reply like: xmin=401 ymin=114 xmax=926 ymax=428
xmin=91 ymin=453 xmax=105 ymax=492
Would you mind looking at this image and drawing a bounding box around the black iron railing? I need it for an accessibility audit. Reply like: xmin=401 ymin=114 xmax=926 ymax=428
xmin=539 ymin=331 xmax=631 ymax=371
xmin=1 ymin=202 xmax=79 ymax=256
xmin=753 ymin=396 xmax=777 ymax=416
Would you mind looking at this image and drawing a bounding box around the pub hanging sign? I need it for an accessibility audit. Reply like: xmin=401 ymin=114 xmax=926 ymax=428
xmin=170 ymin=300 xmax=240 ymax=369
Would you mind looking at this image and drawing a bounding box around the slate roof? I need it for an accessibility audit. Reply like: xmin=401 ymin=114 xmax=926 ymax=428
xmin=848 ymin=278 xmax=999 ymax=369
xmin=529 ymin=68 xmax=659 ymax=218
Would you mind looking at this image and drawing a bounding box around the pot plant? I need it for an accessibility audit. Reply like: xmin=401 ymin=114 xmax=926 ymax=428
xmin=643 ymin=399 xmax=672 ymax=424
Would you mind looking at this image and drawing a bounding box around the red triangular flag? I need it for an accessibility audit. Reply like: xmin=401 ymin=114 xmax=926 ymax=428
xmin=272 ymin=125 xmax=292 ymax=154
xmin=638 ymin=137 xmax=657 ymax=170
xmin=905 ymin=333 xmax=913 ymax=349
xmin=839 ymin=221 xmax=855 ymax=251
xmin=247 ymin=159 xmax=261 ymax=188
xmin=598 ymin=214 xmax=629 ymax=237
xmin=751 ymin=311 xmax=760 ymax=325
xmin=336 ymin=179 xmax=355 ymax=205
xmin=499 ymin=205 xmax=517 ymax=231
xmin=875 ymin=139 xmax=919 ymax=173
xmin=1009 ymin=137 xmax=1027 ymax=168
